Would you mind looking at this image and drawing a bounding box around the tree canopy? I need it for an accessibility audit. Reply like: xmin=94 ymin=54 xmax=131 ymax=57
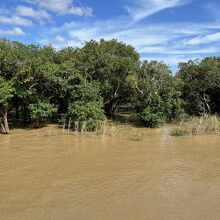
xmin=0 ymin=38 xmax=219 ymax=133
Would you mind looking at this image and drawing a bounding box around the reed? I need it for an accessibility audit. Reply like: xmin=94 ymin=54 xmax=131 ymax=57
xmin=172 ymin=114 xmax=220 ymax=136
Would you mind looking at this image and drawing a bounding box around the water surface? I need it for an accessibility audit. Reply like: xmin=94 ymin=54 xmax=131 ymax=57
xmin=0 ymin=124 xmax=220 ymax=220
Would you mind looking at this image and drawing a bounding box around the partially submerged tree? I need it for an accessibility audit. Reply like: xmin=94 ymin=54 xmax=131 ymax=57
xmin=134 ymin=61 xmax=181 ymax=127
xmin=78 ymin=39 xmax=140 ymax=115
xmin=28 ymin=101 xmax=57 ymax=128
xmin=0 ymin=77 xmax=14 ymax=134
xmin=68 ymin=101 xmax=105 ymax=131
xmin=67 ymin=81 xmax=105 ymax=131
xmin=177 ymin=57 xmax=220 ymax=115
xmin=0 ymin=38 xmax=219 ymax=133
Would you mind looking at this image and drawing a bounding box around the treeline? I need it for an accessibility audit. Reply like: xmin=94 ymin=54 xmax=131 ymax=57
xmin=0 ymin=38 xmax=220 ymax=134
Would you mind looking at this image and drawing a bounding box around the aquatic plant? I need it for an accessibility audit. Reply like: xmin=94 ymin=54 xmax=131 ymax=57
xmin=172 ymin=114 xmax=220 ymax=136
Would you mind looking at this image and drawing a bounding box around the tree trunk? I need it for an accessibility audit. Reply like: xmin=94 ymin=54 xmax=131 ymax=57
xmin=0 ymin=106 xmax=10 ymax=134
xmin=68 ymin=117 xmax=72 ymax=133
xmin=105 ymin=101 xmax=117 ymax=116
xmin=15 ymin=105 xmax=20 ymax=120
xmin=203 ymin=93 xmax=211 ymax=113
xmin=22 ymin=107 xmax=27 ymax=124
xmin=0 ymin=119 xmax=6 ymax=134
xmin=105 ymin=101 xmax=120 ymax=116
xmin=105 ymin=106 xmax=114 ymax=116
xmin=3 ymin=112 xmax=10 ymax=134
xmin=35 ymin=118 xmax=40 ymax=128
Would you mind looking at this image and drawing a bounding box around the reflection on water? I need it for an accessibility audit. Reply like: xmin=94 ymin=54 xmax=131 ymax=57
xmin=0 ymin=124 xmax=220 ymax=220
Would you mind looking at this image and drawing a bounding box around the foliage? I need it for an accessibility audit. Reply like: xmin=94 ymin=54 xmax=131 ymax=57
xmin=28 ymin=101 xmax=57 ymax=127
xmin=0 ymin=77 xmax=14 ymax=106
xmin=134 ymin=60 xmax=181 ymax=127
xmin=177 ymin=57 xmax=220 ymax=115
xmin=139 ymin=104 xmax=165 ymax=128
xmin=0 ymin=38 xmax=219 ymax=133
xmin=68 ymin=101 xmax=105 ymax=131
xmin=0 ymin=77 xmax=14 ymax=133
xmin=78 ymin=39 xmax=140 ymax=115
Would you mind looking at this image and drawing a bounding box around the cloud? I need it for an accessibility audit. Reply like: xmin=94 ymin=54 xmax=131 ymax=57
xmin=54 ymin=35 xmax=66 ymax=43
xmin=125 ymin=0 xmax=191 ymax=21
xmin=25 ymin=0 xmax=93 ymax=16
xmin=0 ymin=15 xmax=33 ymax=26
xmin=184 ymin=32 xmax=220 ymax=45
xmin=68 ymin=6 xmax=93 ymax=16
xmin=141 ymin=54 xmax=200 ymax=71
xmin=46 ymin=20 xmax=216 ymax=50
xmin=138 ymin=46 xmax=219 ymax=54
xmin=15 ymin=5 xmax=51 ymax=20
xmin=0 ymin=27 xmax=26 ymax=36
xmin=38 ymin=17 xmax=220 ymax=73
xmin=9 ymin=0 xmax=216 ymax=72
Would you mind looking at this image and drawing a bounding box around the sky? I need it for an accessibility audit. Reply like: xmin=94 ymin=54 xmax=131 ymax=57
xmin=0 ymin=0 xmax=220 ymax=72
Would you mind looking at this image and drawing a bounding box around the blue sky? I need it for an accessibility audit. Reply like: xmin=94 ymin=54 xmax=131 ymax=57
xmin=0 ymin=0 xmax=220 ymax=72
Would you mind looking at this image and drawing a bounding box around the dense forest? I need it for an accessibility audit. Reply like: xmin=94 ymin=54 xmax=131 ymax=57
xmin=0 ymin=38 xmax=220 ymax=134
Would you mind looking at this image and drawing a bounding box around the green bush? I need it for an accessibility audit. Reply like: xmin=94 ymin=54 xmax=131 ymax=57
xmin=29 ymin=101 xmax=57 ymax=127
xmin=139 ymin=107 xmax=164 ymax=128
xmin=136 ymin=92 xmax=165 ymax=128
xmin=68 ymin=101 xmax=105 ymax=131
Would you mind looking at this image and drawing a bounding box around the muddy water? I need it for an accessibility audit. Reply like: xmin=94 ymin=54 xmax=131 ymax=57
xmin=0 ymin=124 xmax=220 ymax=220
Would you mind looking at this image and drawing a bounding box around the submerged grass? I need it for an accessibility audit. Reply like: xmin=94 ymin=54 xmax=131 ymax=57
xmin=67 ymin=119 xmax=146 ymax=140
xmin=61 ymin=113 xmax=142 ymax=139
xmin=172 ymin=114 xmax=220 ymax=136
xmin=129 ymin=132 xmax=144 ymax=141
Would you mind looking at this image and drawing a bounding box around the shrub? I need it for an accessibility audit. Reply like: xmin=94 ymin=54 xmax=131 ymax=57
xmin=68 ymin=101 xmax=105 ymax=131
xmin=139 ymin=107 xmax=164 ymax=128
xmin=136 ymin=95 xmax=165 ymax=128
xmin=29 ymin=101 xmax=57 ymax=127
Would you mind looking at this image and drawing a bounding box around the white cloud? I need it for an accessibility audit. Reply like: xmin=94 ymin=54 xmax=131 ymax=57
xmin=51 ymin=20 xmax=216 ymax=51
xmin=68 ymin=6 xmax=93 ymax=16
xmin=38 ymin=17 xmax=220 ymax=72
xmin=15 ymin=5 xmax=51 ymax=20
xmin=40 ymin=19 xmax=219 ymax=49
xmin=26 ymin=0 xmax=72 ymax=13
xmin=0 ymin=27 xmax=26 ymax=36
xmin=141 ymin=55 xmax=200 ymax=72
xmin=25 ymin=0 xmax=92 ymax=16
xmin=184 ymin=32 xmax=220 ymax=45
xmin=138 ymin=46 xmax=219 ymax=54
xmin=125 ymin=0 xmax=191 ymax=21
xmin=0 ymin=15 xmax=33 ymax=26
xmin=54 ymin=35 xmax=66 ymax=43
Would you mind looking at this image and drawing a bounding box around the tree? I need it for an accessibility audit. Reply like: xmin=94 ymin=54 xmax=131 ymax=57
xmin=0 ymin=77 xmax=14 ymax=134
xmin=28 ymin=101 xmax=57 ymax=128
xmin=134 ymin=61 xmax=181 ymax=127
xmin=66 ymin=81 xmax=105 ymax=131
xmin=68 ymin=101 xmax=105 ymax=131
xmin=78 ymin=39 xmax=140 ymax=115
xmin=1 ymin=38 xmax=218 ymax=133
xmin=177 ymin=57 xmax=220 ymax=115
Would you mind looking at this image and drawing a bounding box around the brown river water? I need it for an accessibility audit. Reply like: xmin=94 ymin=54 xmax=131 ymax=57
xmin=0 ymin=123 xmax=220 ymax=220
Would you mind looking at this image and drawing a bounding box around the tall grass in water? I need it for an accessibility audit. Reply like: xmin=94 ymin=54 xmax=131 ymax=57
xmin=68 ymin=120 xmax=116 ymax=138
xmin=172 ymin=114 xmax=220 ymax=136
